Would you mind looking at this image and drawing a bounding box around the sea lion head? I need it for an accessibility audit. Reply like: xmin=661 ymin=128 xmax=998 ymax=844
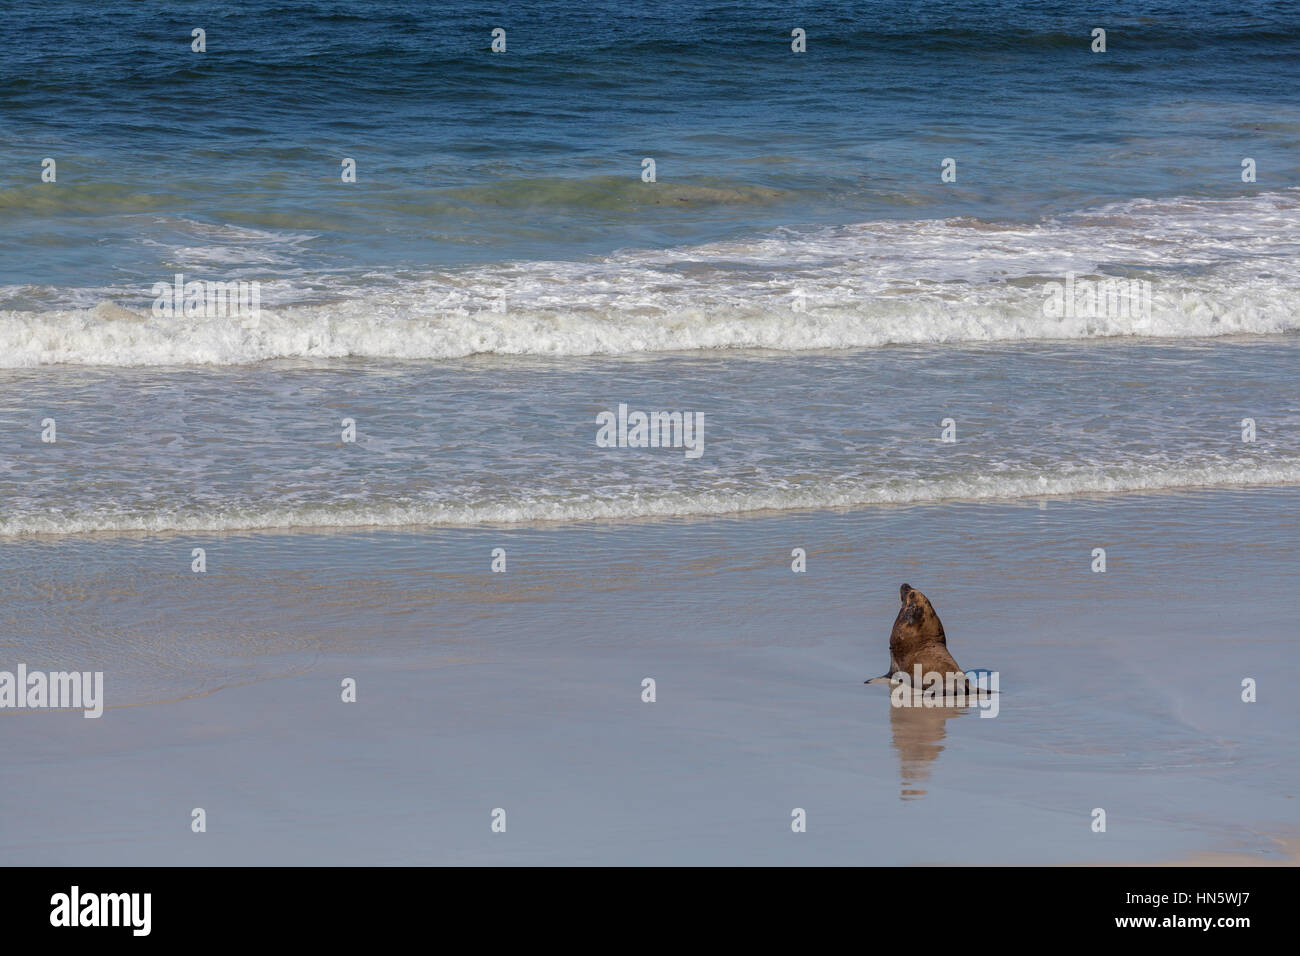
xmin=896 ymin=584 xmax=945 ymax=643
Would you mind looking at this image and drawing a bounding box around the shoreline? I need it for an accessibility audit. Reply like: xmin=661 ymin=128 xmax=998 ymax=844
xmin=0 ymin=482 xmax=1296 ymax=543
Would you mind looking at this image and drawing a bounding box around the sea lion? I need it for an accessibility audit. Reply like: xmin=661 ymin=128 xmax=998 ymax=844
xmin=865 ymin=583 xmax=973 ymax=694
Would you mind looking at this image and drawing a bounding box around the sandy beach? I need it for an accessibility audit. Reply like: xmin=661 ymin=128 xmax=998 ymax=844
xmin=3 ymin=488 xmax=1296 ymax=865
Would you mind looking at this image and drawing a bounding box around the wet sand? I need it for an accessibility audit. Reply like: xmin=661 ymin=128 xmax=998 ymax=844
xmin=2 ymin=488 xmax=1297 ymax=864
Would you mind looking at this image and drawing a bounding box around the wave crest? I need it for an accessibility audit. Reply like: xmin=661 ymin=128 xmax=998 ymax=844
xmin=3 ymin=191 xmax=1298 ymax=367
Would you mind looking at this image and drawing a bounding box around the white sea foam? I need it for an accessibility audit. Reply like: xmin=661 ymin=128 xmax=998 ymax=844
xmin=3 ymin=460 xmax=1296 ymax=537
xmin=3 ymin=192 xmax=1297 ymax=367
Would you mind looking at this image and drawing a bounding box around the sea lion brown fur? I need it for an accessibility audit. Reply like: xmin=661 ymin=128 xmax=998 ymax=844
xmin=865 ymin=583 xmax=972 ymax=692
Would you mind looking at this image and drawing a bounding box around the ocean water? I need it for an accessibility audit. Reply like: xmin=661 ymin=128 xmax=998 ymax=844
xmin=1 ymin=339 xmax=1298 ymax=535
xmin=3 ymin=0 xmax=1299 ymax=311
xmin=2 ymin=1 xmax=1299 ymax=864
xmin=1 ymin=1 xmax=1298 ymax=531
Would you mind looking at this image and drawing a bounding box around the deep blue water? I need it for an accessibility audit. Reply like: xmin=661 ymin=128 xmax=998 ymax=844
xmin=2 ymin=0 xmax=1298 ymax=297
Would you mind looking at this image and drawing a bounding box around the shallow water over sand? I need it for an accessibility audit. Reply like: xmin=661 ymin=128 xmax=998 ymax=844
xmin=2 ymin=337 xmax=1297 ymax=536
xmin=2 ymin=488 xmax=1295 ymax=864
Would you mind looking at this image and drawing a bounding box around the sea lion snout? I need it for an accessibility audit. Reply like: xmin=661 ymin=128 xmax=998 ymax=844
xmin=899 ymin=583 xmax=913 ymax=602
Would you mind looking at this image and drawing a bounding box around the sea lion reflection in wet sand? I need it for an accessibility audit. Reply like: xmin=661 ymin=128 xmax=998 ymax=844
xmin=888 ymin=703 xmax=966 ymax=801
